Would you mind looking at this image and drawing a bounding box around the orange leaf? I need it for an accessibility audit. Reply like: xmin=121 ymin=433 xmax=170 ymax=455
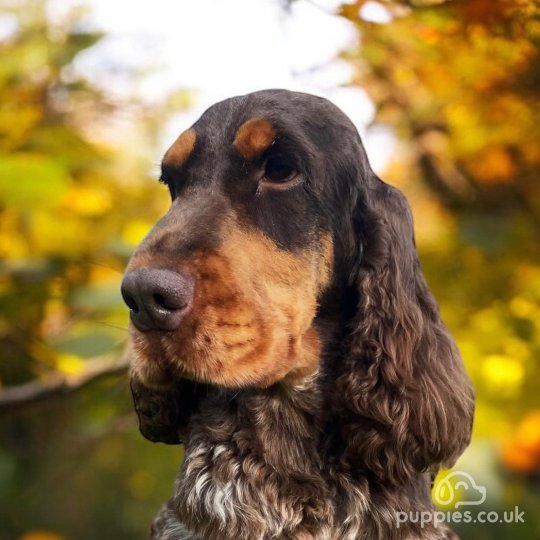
xmin=19 ymin=533 xmax=66 ymax=540
xmin=467 ymin=147 xmax=515 ymax=184
xmin=501 ymin=442 xmax=539 ymax=473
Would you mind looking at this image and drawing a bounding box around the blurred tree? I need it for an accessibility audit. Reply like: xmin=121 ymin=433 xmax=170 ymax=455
xmin=341 ymin=0 xmax=540 ymax=219
xmin=0 ymin=0 xmax=171 ymax=393
xmin=0 ymin=2 xmax=186 ymax=538
xmin=1 ymin=0 xmax=539 ymax=538
xmin=338 ymin=1 xmax=540 ymax=536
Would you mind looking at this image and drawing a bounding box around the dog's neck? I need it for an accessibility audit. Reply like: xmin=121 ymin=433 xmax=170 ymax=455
xmin=185 ymin=371 xmax=328 ymax=470
xmin=171 ymin=367 xmax=345 ymax=539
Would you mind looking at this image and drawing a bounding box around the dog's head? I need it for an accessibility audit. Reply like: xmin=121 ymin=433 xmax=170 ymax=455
xmin=121 ymin=90 xmax=359 ymax=390
xmin=123 ymin=90 xmax=473 ymax=482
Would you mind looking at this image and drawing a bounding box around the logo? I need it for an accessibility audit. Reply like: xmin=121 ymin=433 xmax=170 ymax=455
xmin=433 ymin=471 xmax=487 ymax=508
xmin=395 ymin=471 xmax=525 ymax=528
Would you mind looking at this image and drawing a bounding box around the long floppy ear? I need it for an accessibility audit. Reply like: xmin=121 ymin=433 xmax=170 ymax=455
xmin=335 ymin=176 xmax=474 ymax=485
xmin=130 ymin=373 xmax=208 ymax=444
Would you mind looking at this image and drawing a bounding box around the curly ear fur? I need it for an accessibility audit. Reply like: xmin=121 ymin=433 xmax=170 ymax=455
xmin=130 ymin=374 xmax=208 ymax=444
xmin=336 ymin=177 xmax=474 ymax=485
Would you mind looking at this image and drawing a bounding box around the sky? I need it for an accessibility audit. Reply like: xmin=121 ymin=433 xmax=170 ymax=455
xmin=49 ymin=0 xmax=395 ymax=172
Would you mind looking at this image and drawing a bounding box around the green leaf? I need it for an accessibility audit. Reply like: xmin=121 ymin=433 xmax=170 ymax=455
xmin=0 ymin=153 xmax=70 ymax=208
xmin=54 ymin=330 xmax=120 ymax=358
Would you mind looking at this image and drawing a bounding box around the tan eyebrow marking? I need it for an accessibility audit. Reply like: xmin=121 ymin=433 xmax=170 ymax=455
xmin=233 ymin=117 xmax=275 ymax=159
xmin=163 ymin=128 xmax=196 ymax=168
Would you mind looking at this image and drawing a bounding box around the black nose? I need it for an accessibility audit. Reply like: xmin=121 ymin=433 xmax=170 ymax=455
xmin=121 ymin=268 xmax=194 ymax=332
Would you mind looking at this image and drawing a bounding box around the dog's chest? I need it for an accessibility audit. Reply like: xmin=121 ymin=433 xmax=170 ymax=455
xmin=169 ymin=391 xmax=356 ymax=539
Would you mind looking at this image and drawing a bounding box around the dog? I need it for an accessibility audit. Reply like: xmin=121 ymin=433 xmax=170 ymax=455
xmin=121 ymin=89 xmax=474 ymax=539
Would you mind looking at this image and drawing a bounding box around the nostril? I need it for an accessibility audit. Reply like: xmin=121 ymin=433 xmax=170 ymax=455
xmin=153 ymin=293 xmax=166 ymax=309
xmin=153 ymin=293 xmax=178 ymax=311
xmin=123 ymin=293 xmax=140 ymax=313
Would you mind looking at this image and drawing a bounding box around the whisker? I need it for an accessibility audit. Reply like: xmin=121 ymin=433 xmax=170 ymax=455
xmin=86 ymin=261 xmax=124 ymax=275
xmin=95 ymin=321 xmax=129 ymax=332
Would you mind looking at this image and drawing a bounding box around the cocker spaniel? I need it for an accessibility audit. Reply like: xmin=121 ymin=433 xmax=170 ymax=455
xmin=121 ymin=89 xmax=475 ymax=540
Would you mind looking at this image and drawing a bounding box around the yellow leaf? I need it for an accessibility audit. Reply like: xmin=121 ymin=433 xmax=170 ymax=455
xmin=0 ymin=210 xmax=30 ymax=260
xmin=29 ymin=210 xmax=93 ymax=256
xmin=122 ymin=220 xmax=152 ymax=246
xmin=509 ymin=296 xmax=537 ymax=318
xmin=482 ymin=354 xmax=524 ymax=396
xmin=56 ymin=353 xmax=85 ymax=375
xmin=62 ymin=185 xmax=112 ymax=216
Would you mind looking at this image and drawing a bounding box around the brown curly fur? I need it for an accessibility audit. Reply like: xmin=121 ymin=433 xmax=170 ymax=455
xmin=125 ymin=90 xmax=475 ymax=540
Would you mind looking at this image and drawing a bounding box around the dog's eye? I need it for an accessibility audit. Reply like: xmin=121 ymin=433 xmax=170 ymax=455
xmin=261 ymin=156 xmax=299 ymax=189
xmin=159 ymin=173 xmax=176 ymax=199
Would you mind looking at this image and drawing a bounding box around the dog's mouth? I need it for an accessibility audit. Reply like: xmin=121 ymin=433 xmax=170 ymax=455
xmin=128 ymin=293 xmax=321 ymax=390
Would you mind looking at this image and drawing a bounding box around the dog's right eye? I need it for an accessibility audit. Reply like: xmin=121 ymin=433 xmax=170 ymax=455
xmin=159 ymin=174 xmax=176 ymax=199
xmin=264 ymin=156 xmax=296 ymax=182
xmin=260 ymin=155 xmax=301 ymax=191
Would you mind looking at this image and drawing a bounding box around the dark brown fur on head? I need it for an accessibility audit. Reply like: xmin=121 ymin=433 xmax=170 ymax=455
xmin=124 ymin=89 xmax=475 ymax=539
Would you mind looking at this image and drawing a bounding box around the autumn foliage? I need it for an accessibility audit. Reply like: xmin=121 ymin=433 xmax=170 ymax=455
xmin=339 ymin=2 xmax=540 ymax=536
xmin=0 ymin=0 xmax=539 ymax=539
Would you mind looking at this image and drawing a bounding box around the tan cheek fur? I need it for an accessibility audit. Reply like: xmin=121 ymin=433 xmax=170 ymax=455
xmin=129 ymin=222 xmax=334 ymax=389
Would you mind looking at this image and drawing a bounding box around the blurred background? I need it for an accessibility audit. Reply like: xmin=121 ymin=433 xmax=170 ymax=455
xmin=0 ymin=0 xmax=539 ymax=538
